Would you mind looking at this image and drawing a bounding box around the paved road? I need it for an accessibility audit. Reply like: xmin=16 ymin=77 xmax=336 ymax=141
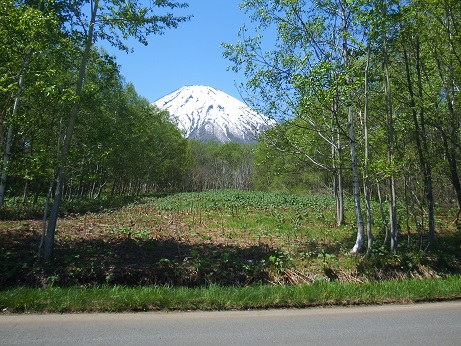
xmin=1 ymin=301 xmax=460 ymax=345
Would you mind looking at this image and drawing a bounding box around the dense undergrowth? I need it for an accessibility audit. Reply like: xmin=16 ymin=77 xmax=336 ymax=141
xmin=1 ymin=190 xmax=460 ymax=289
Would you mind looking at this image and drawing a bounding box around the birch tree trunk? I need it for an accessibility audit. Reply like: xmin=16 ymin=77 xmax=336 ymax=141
xmin=382 ymin=20 xmax=398 ymax=253
xmin=363 ymin=44 xmax=373 ymax=256
xmin=338 ymin=0 xmax=365 ymax=253
xmin=332 ymin=105 xmax=344 ymax=226
xmin=43 ymin=0 xmax=99 ymax=261
xmin=349 ymin=105 xmax=365 ymax=254
xmin=0 ymin=62 xmax=26 ymax=208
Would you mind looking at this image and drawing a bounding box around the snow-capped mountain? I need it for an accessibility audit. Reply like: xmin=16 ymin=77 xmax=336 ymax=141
xmin=153 ymin=85 xmax=272 ymax=144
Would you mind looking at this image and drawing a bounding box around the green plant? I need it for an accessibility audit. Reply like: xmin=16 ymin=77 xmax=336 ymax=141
xmin=317 ymin=249 xmax=336 ymax=268
xmin=268 ymin=250 xmax=293 ymax=273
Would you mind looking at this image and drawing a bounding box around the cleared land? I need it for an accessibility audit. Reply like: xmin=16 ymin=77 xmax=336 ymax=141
xmin=1 ymin=190 xmax=460 ymax=312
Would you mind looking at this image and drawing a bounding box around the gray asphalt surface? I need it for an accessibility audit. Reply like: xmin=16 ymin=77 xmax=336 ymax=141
xmin=1 ymin=301 xmax=460 ymax=345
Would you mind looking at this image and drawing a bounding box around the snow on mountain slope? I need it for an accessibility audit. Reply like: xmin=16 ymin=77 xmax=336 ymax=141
xmin=153 ymin=85 xmax=272 ymax=144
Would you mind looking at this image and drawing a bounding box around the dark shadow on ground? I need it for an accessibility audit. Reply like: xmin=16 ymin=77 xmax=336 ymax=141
xmin=2 ymin=225 xmax=460 ymax=289
xmin=0 ymin=229 xmax=276 ymax=288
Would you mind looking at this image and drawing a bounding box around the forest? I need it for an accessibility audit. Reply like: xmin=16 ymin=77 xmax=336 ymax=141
xmin=1 ymin=0 xmax=461 ymax=279
xmin=223 ymin=0 xmax=461 ymax=255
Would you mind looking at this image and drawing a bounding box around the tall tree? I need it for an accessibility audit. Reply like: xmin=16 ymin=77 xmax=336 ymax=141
xmin=354 ymin=0 xmax=401 ymax=252
xmin=0 ymin=0 xmax=59 ymax=207
xmin=399 ymin=2 xmax=436 ymax=250
xmin=42 ymin=0 xmax=191 ymax=261
xmin=223 ymin=0 xmax=352 ymax=226
xmin=420 ymin=0 xmax=461 ymax=224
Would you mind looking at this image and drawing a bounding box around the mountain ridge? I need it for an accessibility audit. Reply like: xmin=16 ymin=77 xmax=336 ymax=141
xmin=153 ymin=85 xmax=272 ymax=144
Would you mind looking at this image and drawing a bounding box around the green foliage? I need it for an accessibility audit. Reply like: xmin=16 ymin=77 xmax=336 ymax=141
xmin=0 ymin=1 xmax=190 ymax=203
xmin=252 ymin=136 xmax=329 ymax=193
xmin=94 ymin=0 xmax=191 ymax=52
xmin=150 ymin=189 xmax=335 ymax=212
xmin=223 ymin=0 xmax=461 ymax=252
xmin=0 ymin=0 xmax=192 ymax=207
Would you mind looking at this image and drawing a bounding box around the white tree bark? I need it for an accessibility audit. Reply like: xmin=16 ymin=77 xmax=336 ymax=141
xmin=349 ymin=106 xmax=365 ymax=254
xmin=363 ymin=45 xmax=373 ymax=255
xmin=0 ymin=70 xmax=25 ymax=208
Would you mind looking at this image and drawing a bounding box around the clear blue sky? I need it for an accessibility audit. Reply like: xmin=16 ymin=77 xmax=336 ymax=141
xmin=103 ymin=1 xmax=250 ymax=103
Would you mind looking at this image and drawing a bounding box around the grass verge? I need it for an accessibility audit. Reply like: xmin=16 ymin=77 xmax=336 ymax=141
xmin=1 ymin=276 xmax=460 ymax=313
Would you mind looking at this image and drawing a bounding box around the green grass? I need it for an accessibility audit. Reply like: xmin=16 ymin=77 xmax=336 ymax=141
xmin=1 ymin=276 xmax=460 ymax=313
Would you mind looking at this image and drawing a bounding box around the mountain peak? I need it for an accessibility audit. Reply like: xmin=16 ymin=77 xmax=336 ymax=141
xmin=153 ymin=85 xmax=272 ymax=144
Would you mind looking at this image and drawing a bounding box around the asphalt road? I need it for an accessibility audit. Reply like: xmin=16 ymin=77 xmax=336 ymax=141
xmin=1 ymin=301 xmax=460 ymax=345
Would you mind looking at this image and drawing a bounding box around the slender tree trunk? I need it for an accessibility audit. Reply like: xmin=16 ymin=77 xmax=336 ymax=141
xmin=0 ymin=124 xmax=15 ymax=207
xmin=404 ymin=175 xmax=411 ymax=244
xmin=376 ymin=181 xmax=389 ymax=246
xmin=0 ymin=67 xmax=26 ymax=208
xmin=38 ymin=171 xmax=56 ymax=259
xmin=415 ymin=39 xmax=435 ymax=250
xmin=337 ymin=0 xmax=364 ymax=253
xmin=402 ymin=38 xmax=435 ymax=251
xmin=333 ymin=167 xmax=345 ymax=226
xmin=333 ymin=144 xmax=344 ymax=226
xmin=332 ymin=100 xmax=344 ymax=226
xmin=434 ymin=52 xmax=461 ymax=223
xmin=39 ymin=111 xmax=63 ymax=259
xmin=383 ymin=23 xmax=398 ymax=253
xmin=349 ymin=106 xmax=365 ymax=254
xmin=0 ymin=95 xmax=11 ymax=157
xmin=22 ymin=179 xmax=29 ymax=204
xmin=389 ymin=175 xmax=398 ymax=252
xmin=363 ymin=44 xmax=373 ymax=255
xmin=408 ymin=176 xmax=423 ymax=249
xmin=43 ymin=0 xmax=98 ymax=261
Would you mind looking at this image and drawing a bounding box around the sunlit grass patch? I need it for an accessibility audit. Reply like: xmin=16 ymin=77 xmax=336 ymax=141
xmin=1 ymin=276 xmax=460 ymax=313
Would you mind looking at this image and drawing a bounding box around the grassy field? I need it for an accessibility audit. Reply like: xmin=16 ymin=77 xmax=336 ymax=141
xmin=1 ymin=190 xmax=460 ymax=312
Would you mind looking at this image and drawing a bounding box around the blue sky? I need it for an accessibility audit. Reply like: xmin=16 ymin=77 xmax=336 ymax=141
xmin=104 ymin=1 xmax=251 ymax=103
